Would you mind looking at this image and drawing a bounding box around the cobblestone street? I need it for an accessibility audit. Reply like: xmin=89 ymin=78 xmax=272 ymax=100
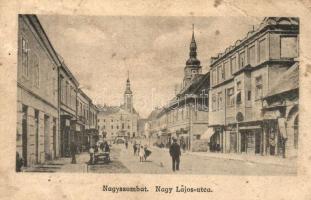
xmin=24 ymin=144 xmax=296 ymax=175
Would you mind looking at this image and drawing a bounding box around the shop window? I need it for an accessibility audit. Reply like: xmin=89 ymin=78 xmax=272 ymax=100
xmin=255 ymin=76 xmax=263 ymax=100
xmin=281 ymin=36 xmax=298 ymax=58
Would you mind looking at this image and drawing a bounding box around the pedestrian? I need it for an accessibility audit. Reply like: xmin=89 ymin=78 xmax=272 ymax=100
xmin=139 ymin=146 xmax=145 ymax=162
xmin=182 ymin=142 xmax=186 ymax=153
xmin=125 ymin=140 xmax=128 ymax=149
xmin=70 ymin=141 xmax=77 ymax=164
xmin=89 ymin=146 xmax=94 ymax=165
xmin=169 ymin=138 xmax=181 ymax=171
xmin=133 ymin=142 xmax=137 ymax=155
xmin=16 ymin=152 xmax=23 ymax=172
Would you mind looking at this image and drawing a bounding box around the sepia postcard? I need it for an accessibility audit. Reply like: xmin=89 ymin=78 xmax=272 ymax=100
xmin=1 ymin=0 xmax=311 ymax=200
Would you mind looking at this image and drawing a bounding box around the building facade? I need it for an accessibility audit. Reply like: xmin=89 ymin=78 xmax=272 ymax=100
xmin=208 ymin=17 xmax=299 ymax=157
xmin=17 ymin=15 xmax=100 ymax=167
xmin=146 ymin=28 xmax=210 ymax=152
xmin=97 ymin=76 xmax=139 ymax=141
xmin=58 ymin=59 xmax=79 ymax=157
xmin=17 ymin=15 xmax=60 ymax=166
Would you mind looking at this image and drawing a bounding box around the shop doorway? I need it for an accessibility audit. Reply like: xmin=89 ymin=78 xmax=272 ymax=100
xmin=53 ymin=118 xmax=56 ymax=159
xmin=44 ymin=115 xmax=50 ymax=160
xmin=34 ymin=110 xmax=39 ymax=164
xmin=22 ymin=105 xmax=28 ymax=166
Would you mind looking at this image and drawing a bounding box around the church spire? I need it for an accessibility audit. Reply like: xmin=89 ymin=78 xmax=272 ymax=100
xmin=125 ymin=70 xmax=132 ymax=94
xmin=186 ymin=24 xmax=200 ymax=66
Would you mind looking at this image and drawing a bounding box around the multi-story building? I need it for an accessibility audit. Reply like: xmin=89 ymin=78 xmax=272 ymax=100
xmin=208 ymin=17 xmax=299 ymax=157
xmin=97 ymin=75 xmax=139 ymax=141
xmin=76 ymin=89 xmax=91 ymax=152
xmin=146 ymin=28 xmax=210 ymax=151
xmin=86 ymin=101 xmax=99 ymax=147
xmin=17 ymin=15 xmax=60 ymax=166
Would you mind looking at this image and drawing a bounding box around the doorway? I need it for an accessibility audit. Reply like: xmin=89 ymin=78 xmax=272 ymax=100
xmin=34 ymin=110 xmax=39 ymax=164
xmin=44 ymin=115 xmax=50 ymax=160
xmin=22 ymin=105 xmax=28 ymax=166
xmin=53 ymin=118 xmax=56 ymax=159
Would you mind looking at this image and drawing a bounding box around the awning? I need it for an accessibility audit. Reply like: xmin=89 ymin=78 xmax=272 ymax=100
xmin=200 ymin=128 xmax=214 ymax=140
xmin=263 ymin=110 xmax=281 ymax=120
xmin=278 ymin=118 xmax=287 ymax=139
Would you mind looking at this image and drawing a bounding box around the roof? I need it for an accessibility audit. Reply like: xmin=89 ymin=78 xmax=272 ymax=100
xmin=265 ymin=62 xmax=299 ymax=98
xmin=147 ymin=108 xmax=163 ymax=120
xmin=211 ymin=17 xmax=299 ymax=66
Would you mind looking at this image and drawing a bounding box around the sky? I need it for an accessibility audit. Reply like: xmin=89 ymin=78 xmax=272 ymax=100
xmin=38 ymin=15 xmax=261 ymax=118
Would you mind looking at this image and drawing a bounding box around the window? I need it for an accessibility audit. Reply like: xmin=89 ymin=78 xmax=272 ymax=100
xmin=212 ymin=69 xmax=217 ymax=85
xmin=248 ymin=45 xmax=256 ymax=66
xmin=212 ymin=94 xmax=217 ymax=111
xmin=247 ymin=91 xmax=251 ymax=101
xmin=259 ymin=39 xmax=267 ymax=62
xmin=255 ymin=76 xmax=263 ymax=99
xmin=217 ymin=65 xmax=221 ymax=83
xmin=217 ymin=92 xmax=223 ymax=110
xmin=281 ymin=36 xmax=298 ymax=58
xmin=226 ymin=87 xmax=234 ymax=107
xmin=60 ymin=76 xmax=64 ymax=103
xmin=236 ymin=81 xmax=242 ymax=104
xmin=52 ymin=77 xmax=56 ymax=99
xmin=111 ymin=119 xmax=113 ymax=122
xmin=239 ymin=51 xmax=245 ymax=69
xmin=117 ymin=125 xmax=119 ymax=129
xmin=122 ymin=123 xmax=124 ymax=129
xmin=224 ymin=61 xmax=230 ymax=79
xmin=128 ymin=125 xmax=130 ymax=129
xmin=221 ymin=65 xmax=225 ymax=80
xmin=230 ymin=57 xmax=236 ymax=74
xmin=103 ymin=125 xmax=105 ymax=129
xmin=33 ymin=55 xmax=40 ymax=87
xmin=21 ymin=38 xmax=29 ymax=77
xmin=111 ymin=125 xmax=113 ymax=129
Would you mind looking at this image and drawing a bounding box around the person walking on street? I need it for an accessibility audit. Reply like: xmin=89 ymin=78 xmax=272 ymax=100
xmin=89 ymin=146 xmax=94 ymax=165
xmin=70 ymin=141 xmax=77 ymax=164
xmin=169 ymin=138 xmax=181 ymax=171
xmin=139 ymin=146 xmax=145 ymax=162
xmin=133 ymin=141 xmax=137 ymax=155
xmin=125 ymin=140 xmax=128 ymax=149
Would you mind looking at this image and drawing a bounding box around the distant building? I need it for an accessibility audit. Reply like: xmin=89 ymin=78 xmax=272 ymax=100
xmin=146 ymin=27 xmax=210 ymax=151
xmin=17 ymin=15 xmax=61 ymax=166
xmin=208 ymin=17 xmax=299 ymax=157
xmin=97 ymin=75 xmax=139 ymax=141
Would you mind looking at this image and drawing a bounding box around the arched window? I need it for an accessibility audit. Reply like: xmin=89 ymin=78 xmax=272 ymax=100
xmin=294 ymin=116 xmax=299 ymax=149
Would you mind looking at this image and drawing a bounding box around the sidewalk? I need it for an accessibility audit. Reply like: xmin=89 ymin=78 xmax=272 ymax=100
xmin=23 ymin=152 xmax=90 ymax=173
xmin=150 ymin=146 xmax=296 ymax=167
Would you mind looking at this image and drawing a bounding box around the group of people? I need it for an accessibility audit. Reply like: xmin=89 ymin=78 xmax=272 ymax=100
xmin=88 ymin=141 xmax=110 ymax=165
xmin=131 ymin=141 xmax=152 ymax=162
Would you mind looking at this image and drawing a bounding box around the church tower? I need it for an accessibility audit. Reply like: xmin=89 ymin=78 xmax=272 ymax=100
xmin=124 ymin=71 xmax=133 ymax=113
xmin=183 ymin=24 xmax=202 ymax=88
